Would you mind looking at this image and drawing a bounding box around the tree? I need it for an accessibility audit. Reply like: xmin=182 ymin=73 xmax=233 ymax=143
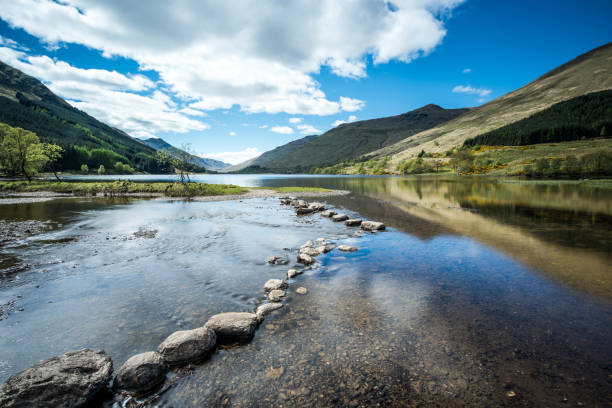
xmin=44 ymin=144 xmax=64 ymax=181
xmin=80 ymin=164 xmax=89 ymax=173
xmin=0 ymin=124 xmax=58 ymax=181
xmin=98 ymin=164 xmax=106 ymax=174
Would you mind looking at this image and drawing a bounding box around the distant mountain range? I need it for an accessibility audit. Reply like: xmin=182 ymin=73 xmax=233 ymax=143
xmin=227 ymin=42 xmax=612 ymax=173
xmin=140 ymin=137 xmax=230 ymax=172
xmin=0 ymin=60 xmax=225 ymax=172
xmin=227 ymin=104 xmax=469 ymax=172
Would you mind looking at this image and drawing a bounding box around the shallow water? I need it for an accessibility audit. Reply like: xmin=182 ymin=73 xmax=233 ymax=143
xmin=1 ymin=175 xmax=611 ymax=407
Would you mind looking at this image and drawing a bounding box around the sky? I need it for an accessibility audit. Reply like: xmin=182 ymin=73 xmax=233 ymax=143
xmin=0 ymin=1 xmax=610 ymax=164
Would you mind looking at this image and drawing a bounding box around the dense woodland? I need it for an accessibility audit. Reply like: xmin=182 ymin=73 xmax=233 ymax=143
xmin=464 ymin=90 xmax=612 ymax=147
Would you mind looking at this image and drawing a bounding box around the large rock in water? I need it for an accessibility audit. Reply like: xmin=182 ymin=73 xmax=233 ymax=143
xmin=157 ymin=327 xmax=217 ymax=366
xmin=299 ymin=247 xmax=319 ymax=257
xmin=264 ymin=278 xmax=288 ymax=291
xmin=256 ymin=303 xmax=284 ymax=321
xmin=297 ymin=253 xmax=315 ymax=265
xmin=0 ymin=349 xmax=112 ymax=408
xmin=361 ymin=221 xmax=386 ymax=231
xmin=204 ymin=312 xmax=259 ymax=342
xmin=332 ymin=214 xmax=349 ymax=222
xmin=114 ymin=351 xmax=167 ymax=395
xmin=320 ymin=210 xmax=337 ymax=217
xmin=345 ymin=219 xmax=362 ymax=227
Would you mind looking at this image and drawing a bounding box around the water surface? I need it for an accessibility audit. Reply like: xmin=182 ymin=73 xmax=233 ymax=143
xmin=1 ymin=175 xmax=610 ymax=406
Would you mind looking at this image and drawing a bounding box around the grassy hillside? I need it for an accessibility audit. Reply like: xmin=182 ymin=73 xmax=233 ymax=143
xmin=0 ymin=61 xmax=162 ymax=172
xmin=141 ymin=137 xmax=230 ymax=171
xmin=229 ymin=104 xmax=468 ymax=173
xmin=371 ymin=42 xmax=612 ymax=168
xmin=464 ymin=90 xmax=612 ymax=147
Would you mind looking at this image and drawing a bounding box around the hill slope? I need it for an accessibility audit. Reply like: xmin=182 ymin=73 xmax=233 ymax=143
xmin=141 ymin=137 xmax=230 ymax=171
xmin=463 ymin=90 xmax=612 ymax=147
xmin=372 ymin=42 xmax=612 ymax=167
xmin=229 ymin=104 xmax=469 ymax=173
xmin=0 ymin=60 xmax=163 ymax=172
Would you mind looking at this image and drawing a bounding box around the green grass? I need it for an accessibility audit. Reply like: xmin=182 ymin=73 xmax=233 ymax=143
xmin=0 ymin=180 xmax=247 ymax=197
xmin=257 ymin=186 xmax=332 ymax=193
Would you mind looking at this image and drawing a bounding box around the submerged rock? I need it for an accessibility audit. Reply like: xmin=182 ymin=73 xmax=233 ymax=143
xmin=361 ymin=221 xmax=386 ymax=231
xmin=286 ymin=268 xmax=302 ymax=279
xmin=297 ymin=253 xmax=315 ymax=265
xmin=320 ymin=210 xmax=337 ymax=218
xmin=337 ymin=245 xmax=358 ymax=252
xmin=344 ymin=219 xmax=362 ymax=227
xmin=264 ymin=279 xmax=288 ymax=291
xmin=296 ymin=287 xmax=308 ymax=294
xmin=204 ymin=312 xmax=259 ymax=342
xmin=157 ymin=327 xmax=216 ymax=366
xmin=268 ymin=289 xmax=286 ymax=302
xmin=0 ymin=349 xmax=112 ymax=408
xmin=267 ymin=256 xmax=289 ymax=265
xmin=114 ymin=351 xmax=167 ymax=395
xmin=332 ymin=214 xmax=349 ymax=222
xmin=296 ymin=207 xmax=315 ymax=215
xmin=256 ymin=303 xmax=284 ymax=321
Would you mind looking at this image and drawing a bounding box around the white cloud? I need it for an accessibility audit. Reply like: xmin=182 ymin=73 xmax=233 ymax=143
xmin=296 ymin=124 xmax=322 ymax=134
xmin=339 ymin=96 xmax=365 ymax=112
xmin=179 ymin=107 xmax=208 ymax=117
xmin=452 ymin=85 xmax=492 ymax=98
xmin=0 ymin=0 xmax=463 ymax=115
xmin=0 ymin=46 xmax=208 ymax=138
xmin=229 ymin=131 xmax=236 ymax=136
xmin=333 ymin=114 xmax=358 ymax=127
xmin=289 ymin=117 xmax=303 ymax=124
xmin=462 ymin=68 xmax=471 ymax=74
xmin=270 ymin=126 xmax=294 ymax=135
xmin=200 ymin=147 xmax=260 ymax=165
xmin=259 ymin=124 xmax=268 ymax=129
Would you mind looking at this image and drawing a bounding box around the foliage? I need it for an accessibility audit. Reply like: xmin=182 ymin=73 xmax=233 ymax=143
xmin=80 ymin=164 xmax=89 ymax=173
xmin=398 ymin=158 xmax=432 ymax=175
xmin=523 ymin=150 xmax=612 ymax=177
xmin=97 ymin=164 xmax=105 ymax=174
xmin=114 ymin=161 xmax=134 ymax=174
xmin=0 ymin=123 xmax=62 ymax=181
xmin=464 ymin=90 xmax=612 ymax=147
xmin=0 ymin=180 xmax=248 ymax=197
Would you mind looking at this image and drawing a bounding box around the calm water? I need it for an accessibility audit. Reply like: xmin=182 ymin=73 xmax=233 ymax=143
xmin=1 ymin=175 xmax=611 ymax=407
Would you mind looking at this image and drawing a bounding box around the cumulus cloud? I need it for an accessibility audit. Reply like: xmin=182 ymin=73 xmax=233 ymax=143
xmin=333 ymin=114 xmax=358 ymax=127
xmin=229 ymin=131 xmax=236 ymax=136
xmin=0 ymin=0 xmax=463 ymax=116
xmin=296 ymin=124 xmax=322 ymax=134
xmin=452 ymin=85 xmax=492 ymax=98
xmin=200 ymin=147 xmax=261 ymax=165
xmin=462 ymin=68 xmax=471 ymax=74
xmin=289 ymin=117 xmax=303 ymax=124
xmin=270 ymin=126 xmax=294 ymax=135
xmin=0 ymin=46 xmax=208 ymax=138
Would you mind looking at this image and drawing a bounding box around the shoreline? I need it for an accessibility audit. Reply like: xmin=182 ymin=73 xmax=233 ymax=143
xmin=0 ymin=187 xmax=350 ymax=205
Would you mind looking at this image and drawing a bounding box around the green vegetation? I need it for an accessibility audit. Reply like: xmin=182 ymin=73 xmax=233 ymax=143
xmin=464 ymin=90 xmax=612 ymax=147
xmin=0 ymin=61 xmax=202 ymax=173
xmin=447 ymin=139 xmax=612 ymax=177
xmin=0 ymin=123 xmax=63 ymax=181
xmin=0 ymin=180 xmax=247 ymax=197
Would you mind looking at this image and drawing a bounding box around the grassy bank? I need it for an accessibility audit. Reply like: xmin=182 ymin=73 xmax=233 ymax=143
xmin=0 ymin=180 xmax=247 ymax=197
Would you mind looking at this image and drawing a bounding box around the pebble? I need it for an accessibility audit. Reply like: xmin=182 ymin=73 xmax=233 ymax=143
xmin=296 ymin=287 xmax=308 ymax=295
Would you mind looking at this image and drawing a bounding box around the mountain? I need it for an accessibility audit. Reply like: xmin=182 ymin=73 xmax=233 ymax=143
xmin=226 ymin=135 xmax=318 ymax=172
xmin=228 ymin=104 xmax=469 ymax=173
xmin=141 ymin=137 xmax=231 ymax=171
xmin=463 ymin=90 xmax=612 ymax=147
xmin=371 ymin=42 xmax=612 ymax=168
xmin=0 ymin=60 xmax=162 ymax=172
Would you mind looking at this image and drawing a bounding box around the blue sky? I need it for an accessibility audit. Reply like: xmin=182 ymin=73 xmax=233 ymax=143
xmin=0 ymin=0 xmax=610 ymax=164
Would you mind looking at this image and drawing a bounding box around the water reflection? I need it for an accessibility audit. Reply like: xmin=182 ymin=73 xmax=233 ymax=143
xmin=1 ymin=175 xmax=611 ymax=406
